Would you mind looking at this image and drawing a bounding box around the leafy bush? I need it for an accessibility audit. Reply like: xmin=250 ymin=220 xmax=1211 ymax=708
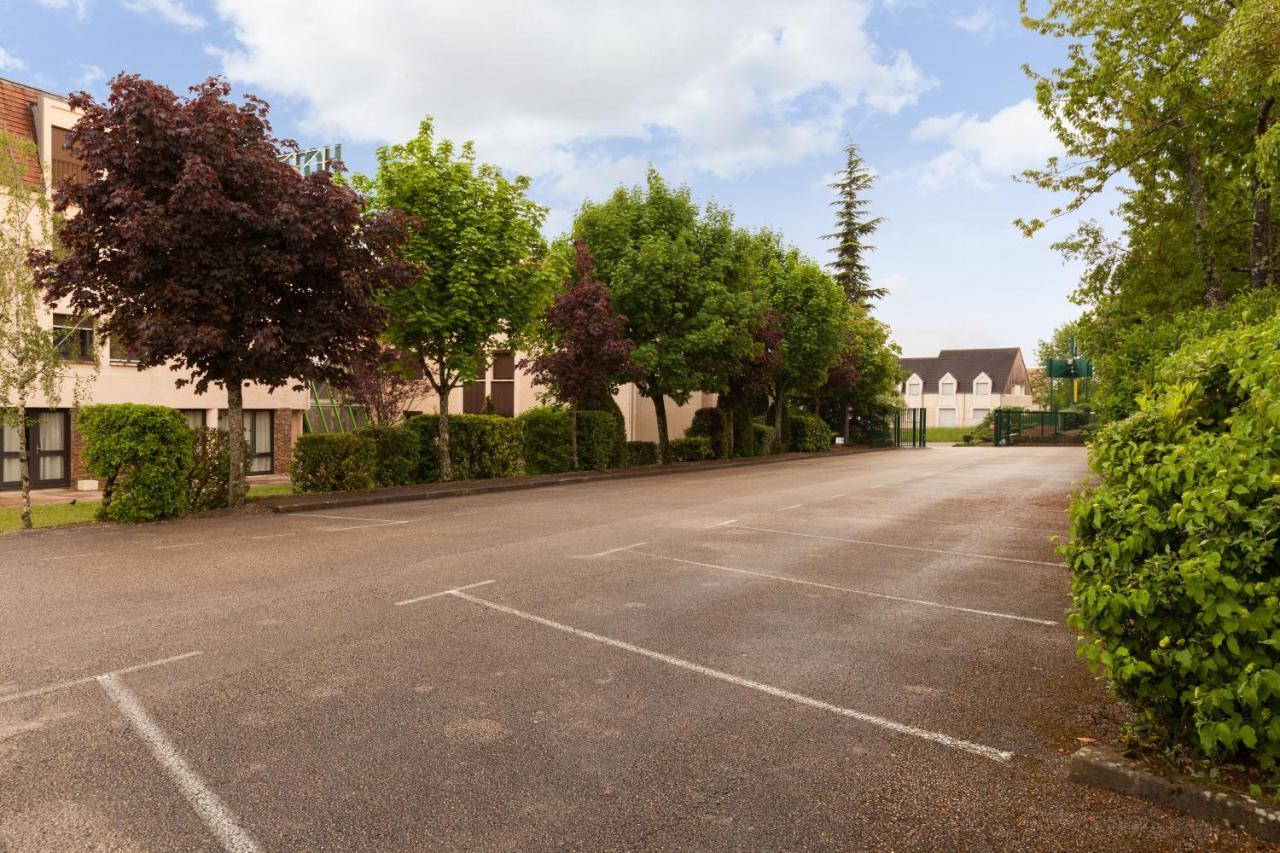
xmin=670 ymin=435 xmax=714 ymax=462
xmin=290 ymin=433 xmax=376 ymax=492
xmin=187 ymin=426 xmax=248 ymax=511
xmin=356 ymin=423 xmax=420 ymax=487
xmin=1066 ymin=309 xmax=1280 ymax=764
xmin=626 ymin=440 xmax=658 ymax=466
xmin=77 ymin=404 xmax=192 ymax=523
xmin=576 ymin=410 xmax=616 ymax=471
xmin=687 ymin=407 xmax=730 ymax=458
xmin=751 ymin=422 xmax=776 ymax=456
xmin=405 ymin=413 xmax=523 ymax=482
xmin=729 ymin=405 xmax=755 ymax=457
xmin=519 ymin=407 xmax=573 ymax=475
xmin=581 ymin=396 xmax=628 ymax=467
xmin=788 ymin=411 xmax=834 ymax=452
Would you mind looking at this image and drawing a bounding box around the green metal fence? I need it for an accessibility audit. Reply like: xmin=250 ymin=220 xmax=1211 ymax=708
xmin=890 ymin=408 xmax=926 ymax=448
xmin=993 ymin=410 xmax=1087 ymax=446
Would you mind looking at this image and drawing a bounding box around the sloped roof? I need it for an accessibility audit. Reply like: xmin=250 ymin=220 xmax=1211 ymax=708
xmin=899 ymin=348 xmax=1027 ymax=394
xmin=0 ymin=77 xmax=44 ymax=185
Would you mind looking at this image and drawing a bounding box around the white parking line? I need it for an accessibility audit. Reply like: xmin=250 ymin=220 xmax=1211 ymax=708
xmin=98 ymin=674 xmax=261 ymax=853
xmin=40 ymin=551 xmax=100 ymax=562
xmin=735 ymin=525 xmax=1064 ymax=568
xmin=584 ymin=542 xmax=647 ymax=558
xmin=705 ymin=519 xmax=737 ymax=528
xmin=628 ymin=550 xmax=1057 ymax=626
xmin=293 ymin=513 xmax=410 ymax=524
xmin=0 ymin=651 xmax=202 ymax=706
xmin=449 ymin=590 xmax=1012 ymax=763
xmin=250 ymin=533 xmax=296 ymax=540
xmin=779 ymin=504 xmax=804 ymax=511
xmin=394 ymin=579 xmax=496 ymax=607
xmin=156 ymin=542 xmax=202 ymax=550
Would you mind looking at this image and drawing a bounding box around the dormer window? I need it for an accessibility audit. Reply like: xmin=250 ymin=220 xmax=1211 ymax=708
xmin=974 ymin=379 xmax=990 ymax=395
xmin=939 ymin=377 xmax=956 ymax=396
xmin=907 ymin=380 xmax=921 ymax=396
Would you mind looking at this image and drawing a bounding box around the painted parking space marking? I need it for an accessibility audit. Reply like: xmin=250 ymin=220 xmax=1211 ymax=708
xmin=393 ymin=579 xmax=496 ymax=607
xmin=40 ymin=551 xmax=100 ymax=562
xmin=705 ymin=519 xmax=737 ymax=528
xmin=582 ymin=542 xmax=648 ymax=558
xmin=0 ymin=651 xmax=202 ymax=706
xmin=447 ymin=589 xmax=1013 ymax=763
xmin=250 ymin=533 xmax=296 ymax=540
xmin=156 ymin=542 xmax=203 ymax=550
xmin=734 ymin=525 xmax=1064 ymax=568
xmin=627 ymin=550 xmax=1057 ymax=626
xmin=98 ymin=674 xmax=261 ymax=853
xmin=779 ymin=504 xmax=804 ymax=511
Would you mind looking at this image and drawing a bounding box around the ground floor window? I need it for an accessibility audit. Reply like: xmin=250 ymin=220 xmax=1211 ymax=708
xmin=0 ymin=409 xmax=70 ymax=490
xmin=180 ymin=409 xmax=207 ymax=430
xmin=218 ymin=409 xmax=274 ymax=474
xmin=938 ymin=408 xmax=956 ymax=427
xmin=972 ymin=408 xmax=990 ymax=423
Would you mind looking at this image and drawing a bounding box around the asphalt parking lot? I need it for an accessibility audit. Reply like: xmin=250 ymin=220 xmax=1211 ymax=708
xmin=0 ymin=445 xmax=1267 ymax=850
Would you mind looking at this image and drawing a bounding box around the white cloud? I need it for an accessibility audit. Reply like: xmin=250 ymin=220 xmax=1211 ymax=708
xmin=211 ymin=0 xmax=931 ymax=199
xmin=121 ymin=0 xmax=206 ymax=29
xmin=907 ymin=98 xmax=1060 ymax=190
xmin=953 ymin=8 xmax=998 ymax=35
xmin=38 ymin=0 xmax=90 ymax=20
xmin=0 ymin=47 xmax=25 ymax=72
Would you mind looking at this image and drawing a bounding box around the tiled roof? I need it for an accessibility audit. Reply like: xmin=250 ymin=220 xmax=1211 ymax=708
xmin=899 ymin=348 xmax=1028 ymax=394
xmin=0 ymin=77 xmax=44 ymax=185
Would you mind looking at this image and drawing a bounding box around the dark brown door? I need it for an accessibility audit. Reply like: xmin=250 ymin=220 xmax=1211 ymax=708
xmin=1 ymin=410 xmax=71 ymax=491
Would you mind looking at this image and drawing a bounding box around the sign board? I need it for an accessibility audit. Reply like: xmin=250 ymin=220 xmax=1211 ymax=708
xmin=278 ymin=144 xmax=343 ymax=176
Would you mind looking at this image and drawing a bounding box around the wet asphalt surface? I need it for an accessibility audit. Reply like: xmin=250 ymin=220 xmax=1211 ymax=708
xmin=0 ymin=445 xmax=1271 ymax=851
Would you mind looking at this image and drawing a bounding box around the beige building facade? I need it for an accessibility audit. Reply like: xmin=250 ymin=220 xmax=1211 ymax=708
xmin=897 ymin=348 xmax=1034 ymax=428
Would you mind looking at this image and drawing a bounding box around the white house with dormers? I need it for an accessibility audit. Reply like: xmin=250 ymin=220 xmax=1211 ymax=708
xmin=898 ymin=348 xmax=1034 ymax=428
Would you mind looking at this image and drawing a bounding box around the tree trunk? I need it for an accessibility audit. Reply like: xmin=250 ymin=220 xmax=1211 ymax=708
xmin=570 ymin=406 xmax=579 ymax=471
xmin=843 ymin=403 xmax=851 ymax=444
xmin=1251 ymin=100 xmax=1275 ymax=290
xmin=652 ymin=393 xmax=671 ymax=465
xmin=226 ymin=379 xmax=247 ymax=508
xmin=772 ymin=384 xmax=785 ymax=454
xmin=438 ymin=387 xmax=452 ymax=482
xmin=1184 ymin=145 xmax=1225 ymax=306
xmin=16 ymin=399 xmax=31 ymax=530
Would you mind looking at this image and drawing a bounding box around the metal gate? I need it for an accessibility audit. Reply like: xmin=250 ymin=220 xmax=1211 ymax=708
xmin=893 ymin=408 xmax=926 ymax=448
xmin=993 ymin=410 xmax=1087 ymax=446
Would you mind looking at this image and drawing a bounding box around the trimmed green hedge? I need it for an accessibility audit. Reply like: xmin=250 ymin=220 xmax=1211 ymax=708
xmin=405 ymin=413 xmax=523 ymax=482
xmin=77 ymin=404 xmax=193 ymax=523
xmin=1066 ymin=308 xmax=1280 ymax=764
xmin=576 ymin=410 xmax=616 ymax=471
xmin=188 ymin=426 xmax=248 ymax=511
xmin=687 ymin=407 xmax=730 ymax=459
xmin=356 ymin=423 xmax=420 ymax=487
xmin=751 ymin=422 xmax=776 ymax=456
xmin=291 ymin=433 xmax=376 ymax=492
xmin=519 ymin=407 xmax=573 ymax=475
xmin=788 ymin=412 xmax=834 ymax=452
xmin=670 ymin=435 xmax=714 ymax=462
xmin=626 ymin=440 xmax=658 ymax=466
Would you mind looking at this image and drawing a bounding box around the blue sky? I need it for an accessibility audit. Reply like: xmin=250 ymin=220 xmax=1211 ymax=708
xmin=2 ymin=0 xmax=1106 ymax=364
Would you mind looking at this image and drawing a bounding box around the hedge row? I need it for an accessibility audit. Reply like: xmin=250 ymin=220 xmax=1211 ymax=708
xmin=1066 ymin=308 xmax=1280 ymax=765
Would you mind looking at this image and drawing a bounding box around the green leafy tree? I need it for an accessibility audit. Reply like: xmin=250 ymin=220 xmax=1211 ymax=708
xmin=824 ymin=142 xmax=885 ymax=304
xmin=0 ymin=130 xmax=83 ymax=529
xmin=818 ymin=310 xmax=901 ymax=444
xmin=573 ymin=169 xmax=756 ymax=464
xmin=354 ymin=119 xmax=551 ymax=481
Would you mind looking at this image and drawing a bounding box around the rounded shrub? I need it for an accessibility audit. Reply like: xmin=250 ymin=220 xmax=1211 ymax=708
xmin=687 ymin=407 xmax=731 ymax=459
xmin=519 ymin=407 xmax=573 ymax=475
xmin=787 ymin=412 xmax=834 ymax=452
xmin=751 ymin=422 xmax=776 ymax=456
xmin=356 ymin=423 xmax=420 ymax=487
xmin=626 ymin=440 xmax=658 ymax=466
xmin=576 ymin=410 xmax=617 ymax=471
xmin=290 ymin=432 xmax=376 ymax=492
xmin=77 ymin=404 xmax=193 ymax=523
xmin=670 ymin=435 xmax=714 ymax=462
xmin=1066 ymin=310 xmax=1280 ymax=764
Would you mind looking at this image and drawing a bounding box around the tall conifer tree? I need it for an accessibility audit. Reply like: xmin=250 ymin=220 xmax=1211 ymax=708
xmin=824 ymin=142 xmax=885 ymax=305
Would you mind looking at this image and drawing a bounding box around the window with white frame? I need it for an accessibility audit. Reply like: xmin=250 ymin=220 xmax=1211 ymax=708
xmin=973 ymin=408 xmax=990 ymax=423
xmin=938 ymin=408 xmax=956 ymax=426
xmin=906 ymin=379 xmax=921 ymax=396
xmin=939 ymin=376 xmax=956 ymax=396
xmin=974 ymin=378 xmax=990 ymax=395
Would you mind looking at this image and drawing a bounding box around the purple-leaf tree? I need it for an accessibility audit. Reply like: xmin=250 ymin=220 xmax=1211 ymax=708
xmin=32 ymin=75 xmax=415 ymax=506
xmin=521 ymin=240 xmax=638 ymax=468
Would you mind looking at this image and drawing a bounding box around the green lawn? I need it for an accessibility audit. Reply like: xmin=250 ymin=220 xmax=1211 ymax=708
xmin=0 ymin=500 xmax=101 ymax=533
xmin=0 ymin=481 xmax=294 ymax=534
xmin=924 ymin=425 xmax=975 ymax=443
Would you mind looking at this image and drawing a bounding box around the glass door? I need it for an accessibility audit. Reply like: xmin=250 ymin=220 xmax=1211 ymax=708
xmin=0 ymin=410 xmax=70 ymax=491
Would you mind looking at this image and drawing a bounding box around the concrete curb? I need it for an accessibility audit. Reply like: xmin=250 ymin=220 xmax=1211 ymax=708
xmin=1070 ymin=745 xmax=1280 ymax=842
xmin=259 ymin=446 xmax=889 ymax=514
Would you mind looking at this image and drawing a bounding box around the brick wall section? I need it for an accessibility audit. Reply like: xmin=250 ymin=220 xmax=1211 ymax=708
xmin=272 ymin=408 xmax=294 ymax=476
xmin=69 ymin=415 xmax=89 ymax=483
